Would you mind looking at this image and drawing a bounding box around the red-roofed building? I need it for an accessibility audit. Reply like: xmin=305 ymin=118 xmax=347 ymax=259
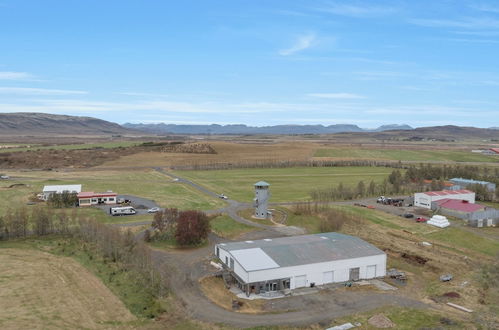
xmin=434 ymin=199 xmax=485 ymax=213
xmin=78 ymin=191 xmax=117 ymax=206
xmin=414 ymin=189 xmax=475 ymax=209
xmin=490 ymin=148 xmax=499 ymax=154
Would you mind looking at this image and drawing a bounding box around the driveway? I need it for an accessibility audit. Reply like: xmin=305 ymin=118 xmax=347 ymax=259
xmin=93 ymin=194 xmax=160 ymax=216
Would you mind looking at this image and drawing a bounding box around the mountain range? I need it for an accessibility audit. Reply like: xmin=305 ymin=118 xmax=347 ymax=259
xmin=122 ymin=123 xmax=414 ymax=135
xmin=0 ymin=113 xmax=498 ymax=141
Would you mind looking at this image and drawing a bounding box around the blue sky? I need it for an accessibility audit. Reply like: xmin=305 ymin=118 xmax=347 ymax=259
xmin=1 ymin=0 xmax=498 ymax=128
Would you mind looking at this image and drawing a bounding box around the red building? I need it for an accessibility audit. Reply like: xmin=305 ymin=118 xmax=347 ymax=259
xmin=78 ymin=191 xmax=117 ymax=206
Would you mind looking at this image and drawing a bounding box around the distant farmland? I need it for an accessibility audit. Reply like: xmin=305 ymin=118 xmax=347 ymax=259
xmin=314 ymin=148 xmax=498 ymax=163
xmin=175 ymin=166 xmax=395 ymax=202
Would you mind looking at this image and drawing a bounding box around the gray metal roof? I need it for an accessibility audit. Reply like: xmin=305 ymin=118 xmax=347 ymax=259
xmin=219 ymin=232 xmax=384 ymax=271
xmin=254 ymin=181 xmax=270 ymax=187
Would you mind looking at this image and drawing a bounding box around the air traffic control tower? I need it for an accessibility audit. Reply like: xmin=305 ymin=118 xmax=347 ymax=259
xmin=254 ymin=181 xmax=270 ymax=219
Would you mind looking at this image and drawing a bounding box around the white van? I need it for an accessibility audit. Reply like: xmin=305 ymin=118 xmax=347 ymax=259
xmin=110 ymin=206 xmax=136 ymax=216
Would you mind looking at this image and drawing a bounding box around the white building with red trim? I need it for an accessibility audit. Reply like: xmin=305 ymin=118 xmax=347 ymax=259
xmin=77 ymin=191 xmax=117 ymax=206
xmin=414 ymin=189 xmax=475 ymax=209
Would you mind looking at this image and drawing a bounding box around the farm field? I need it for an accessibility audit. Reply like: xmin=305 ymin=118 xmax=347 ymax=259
xmin=0 ymin=246 xmax=136 ymax=329
xmin=0 ymin=169 xmax=224 ymax=216
xmin=314 ymin=147 xmax=499 ymax=162
xmin=174 ymin=166 xmax=395 ymax=202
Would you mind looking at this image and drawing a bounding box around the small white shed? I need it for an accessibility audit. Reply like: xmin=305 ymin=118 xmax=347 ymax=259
xmin=42 ymin=184 xmax=82 ymax=201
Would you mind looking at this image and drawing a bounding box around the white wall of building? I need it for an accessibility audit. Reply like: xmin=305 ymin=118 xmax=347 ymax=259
xmin=414 ymin=191 xmax=475 ymax=209
xmin=215 ymin=245 xmax=386 ymax=289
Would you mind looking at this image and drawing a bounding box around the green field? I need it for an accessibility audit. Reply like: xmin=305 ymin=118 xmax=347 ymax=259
xmin=210 ymin=214 xmax=257 ymax=239
xmin=175 ymin=167 xmax=394 ymax=202
xmin=314 ymin=148 xmax=499 ymax=162
xmin=0 ymin=141 xmax=140 ymax=153
xmin=0 ymin=169 xmax=224 ymax=216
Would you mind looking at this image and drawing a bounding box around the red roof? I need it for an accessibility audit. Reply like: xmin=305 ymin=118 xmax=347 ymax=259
xmin=423 ymin=189 xmax=473 ymax=196
xmin=436 ymin=199 xmax=485 ymax=213
xmin=491 ymin=148 xmax=499 ymax=154
xmin=77 ymin=191 xmax=117 ymax=198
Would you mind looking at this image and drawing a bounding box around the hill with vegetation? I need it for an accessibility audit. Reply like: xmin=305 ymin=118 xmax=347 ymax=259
xmin=0 ymin=112 xmax=138 ymax=136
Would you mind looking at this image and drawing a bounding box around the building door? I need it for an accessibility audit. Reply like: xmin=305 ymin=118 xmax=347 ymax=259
xmin=295 ymin=275 xmax=307 ymax=288
xmin=349 ymin=267 xmax=360 ymax=281
xmin=229 ymin=258 xmax=234 ymax=270
xmin=366 ymin=265 xmax=376 ymax=278
xmin=323 ymin=271 xmax=334 ymax=284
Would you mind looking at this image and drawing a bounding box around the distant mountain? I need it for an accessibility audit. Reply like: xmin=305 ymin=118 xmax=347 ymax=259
xmin=372 ymin=124 xmax=413 ymax=132
xmin=367 ymin=125 xmax=499 ymax=140
xmin=0 ymin=112 xmax=138 ymax=136
xmin=122 ymin=123 xmax=413 ymax=135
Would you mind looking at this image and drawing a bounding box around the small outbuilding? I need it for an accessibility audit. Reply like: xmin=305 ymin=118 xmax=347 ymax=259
xmin=41 ymin=184 xmax=82 ymax=201
xmin=215 ymin=232 xmax=386 ymax=296
xmin=77 ymin=191 xmax=118 ymax=206
xmin=449 ymin=178 xmax=496 ymax=193
xmin=414 ymin=189 xmax=475 ymax=209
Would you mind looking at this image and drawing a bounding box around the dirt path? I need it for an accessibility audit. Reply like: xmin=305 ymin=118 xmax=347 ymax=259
xmin=151 ymin=236 xmax=428 ymax=328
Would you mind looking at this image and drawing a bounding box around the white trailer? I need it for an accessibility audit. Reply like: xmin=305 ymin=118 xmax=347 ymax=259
xmin=110 ymin=206 xmax=136 ymax=216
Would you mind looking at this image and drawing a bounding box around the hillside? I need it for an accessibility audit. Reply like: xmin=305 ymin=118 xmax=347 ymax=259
xmin=0 ymin=113 xmax=137 ymax=136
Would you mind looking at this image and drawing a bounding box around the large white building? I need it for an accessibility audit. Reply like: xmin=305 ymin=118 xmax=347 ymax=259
xmin=215 ymin=232 xmax=386 ymax=296
xmin=41 ymin=184 xmax=82 ymax=201
xmin=414 ymin=189 xmax=475 ymax=209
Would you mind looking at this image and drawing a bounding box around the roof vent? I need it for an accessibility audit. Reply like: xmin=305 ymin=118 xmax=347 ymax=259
xmin=245 ymin=240 xmax=254 ymax=243
xmin=263 ymin=239 xmax=272 ymax=242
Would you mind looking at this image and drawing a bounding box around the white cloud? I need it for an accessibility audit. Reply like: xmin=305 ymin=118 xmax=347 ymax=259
xmin=0 ymin=87 xmax=87 ymax=95
xmin=279 ymin=33 xmax=317 ymax=56
xmin=409 ymin=17 xmax=499 ymax=30
xmin=307 ymin=93 xmax=365 ymax=99
xmin=0 ymin=71 xmax=35 ymax=80
xmin=316 ymin=3 xmax=396 ymax=18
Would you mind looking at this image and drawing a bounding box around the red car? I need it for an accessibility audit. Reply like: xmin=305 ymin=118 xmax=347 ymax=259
xmin=416 ymin=217 xmax=428 ymax=222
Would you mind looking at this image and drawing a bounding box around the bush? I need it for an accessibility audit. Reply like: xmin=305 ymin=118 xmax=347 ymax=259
xmin=175 ymin=210 xmax=210 ymax=246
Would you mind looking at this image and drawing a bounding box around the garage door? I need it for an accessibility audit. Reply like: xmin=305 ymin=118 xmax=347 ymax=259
xmin=323 ymin=271 xmax=334 ymax=284
xmin=295 ymin=275 xmax=307 ymax=288
xmin=366 ymin=265 xmax=376 ymax=278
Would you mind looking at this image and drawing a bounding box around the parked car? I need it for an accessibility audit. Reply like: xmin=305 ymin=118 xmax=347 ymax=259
xmin=403 ymin=213 xmax=414 ymax=218
xmin=218 ymin=193 xmax=228 ymax=200
xmin=416 ymin=217 xmax=428 ymax=222
xmin=440 ymin=274 xmax=453 ymax=282
xmin=147 ymin=207 xmax=160 ymax=213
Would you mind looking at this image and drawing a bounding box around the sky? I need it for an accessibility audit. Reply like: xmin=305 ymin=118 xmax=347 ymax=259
xmin=1 ymin=0 xmax=499 ymax=128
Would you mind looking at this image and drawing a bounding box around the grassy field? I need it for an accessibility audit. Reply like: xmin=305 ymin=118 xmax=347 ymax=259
xmin=210 ymin=214 xmax=257 ymax=239
xmin=175 ymin=167 xmax=394 ymax=202
xmin=0 ymin=169 xmax=224 ymax=216
xmin=314 ymin=147 xmax=499 ymax=162
xmin=333 ymin=306 xmax=465 ymax=329
xmin=425 ymin=227 xmax=499 ymax=257
xmin=0 ymin=241 xmax=138 ymax=329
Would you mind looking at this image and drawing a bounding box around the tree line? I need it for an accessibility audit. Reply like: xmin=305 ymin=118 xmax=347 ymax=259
xmin=310 ymin=164 xmax=499 ymax=202
xmin=172 ymin=159 xmax=407 ymax=171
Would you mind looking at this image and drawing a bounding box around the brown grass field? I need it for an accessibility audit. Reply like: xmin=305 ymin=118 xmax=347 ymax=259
xmin=0 ymin=248 xmax=136 ymax=330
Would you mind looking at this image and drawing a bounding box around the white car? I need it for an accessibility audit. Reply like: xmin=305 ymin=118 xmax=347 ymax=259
xmin=147 ymin=207 xmax=161 ymax=213
xmin=218 ymin=194 xmax=228 ymax=200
